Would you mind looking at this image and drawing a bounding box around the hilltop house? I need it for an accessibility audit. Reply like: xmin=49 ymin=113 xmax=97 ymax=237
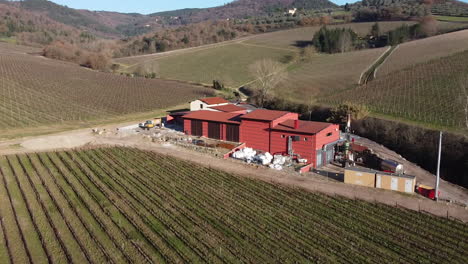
xmin=288 ymin=8 xmax=297 ymax=15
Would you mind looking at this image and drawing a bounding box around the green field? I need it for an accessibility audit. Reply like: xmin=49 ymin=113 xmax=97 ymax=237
xmin=0 ymin=147 xmax=466 ymax=263
xmin=322 ymin=50 xmax=468 ymax=129
xmin=435 ymin=15 xmax=468 ymax=22
xmin=117 ymin=22 xmax=411 ymax=89
xmin=0 ymin=37 xmax=16 ymax=44
xmin=131 ymin=42 xmax=295 ymax=87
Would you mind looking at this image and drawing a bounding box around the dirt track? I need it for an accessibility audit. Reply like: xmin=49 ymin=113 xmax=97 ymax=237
xmin=0 ymin=123 xmax=467 ymax=222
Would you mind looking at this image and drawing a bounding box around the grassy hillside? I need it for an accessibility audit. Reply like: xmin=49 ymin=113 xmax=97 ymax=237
xmin=323 ymin=50 xmax=468 ymax=129
xmin=377 ymin=29 xmax=468 ymax=77
xmin=116 ymin=22 xmax=410 ymax=88
xmin=0 ymin=147 xmax=466 ymax=263
xmin=127 ymin=42 xmax=294 ymax=87
xmin=0 ymin=42 xmax=210 ymax=135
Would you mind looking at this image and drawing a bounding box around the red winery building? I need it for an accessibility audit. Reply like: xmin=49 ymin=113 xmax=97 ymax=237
xmin=183 ymin=109 xmax=340 ymax=168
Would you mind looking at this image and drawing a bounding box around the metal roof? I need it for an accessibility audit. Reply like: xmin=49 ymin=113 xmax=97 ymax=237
xmin=272 ymin=120 xmax=332 ymax=134
xmin=241 ymin=109 xmax=290 ymax=121
xmin=209 ymin=104 xmax=246 ymax=112
xmin=199 ymin=97 xmax=230 ymax=105
xmin=182 ymin=110 xmax=242 ymax=124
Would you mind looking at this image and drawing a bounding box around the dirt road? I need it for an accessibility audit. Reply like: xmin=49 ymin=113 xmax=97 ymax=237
xmin=0 ymin=124 xmax=467 ymax=222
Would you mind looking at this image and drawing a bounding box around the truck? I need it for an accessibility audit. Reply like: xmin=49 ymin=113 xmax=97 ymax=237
xmin=139 ymin=118 xmax=162 ymax=130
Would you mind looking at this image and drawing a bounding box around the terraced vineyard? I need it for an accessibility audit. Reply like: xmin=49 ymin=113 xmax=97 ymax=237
xmin=377 ymin=29 xmax=468 ymax=77
xmin=323 ymin=50 xmax=468 ymax=128
xmin=0 ymin=43 xmax=210 ymax=132
xmin=0 ymin=147 xmax=466 ymax=263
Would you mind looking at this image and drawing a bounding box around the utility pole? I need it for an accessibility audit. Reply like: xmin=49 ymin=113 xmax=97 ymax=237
xmin=435 ymin=131 xmax=442 ymax=201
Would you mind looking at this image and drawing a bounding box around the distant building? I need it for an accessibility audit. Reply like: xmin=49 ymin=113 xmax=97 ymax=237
xmin=189 ymin=97 xmax=230 ymax=111
xmin=288 ymin=8 xmax=297 ymax=15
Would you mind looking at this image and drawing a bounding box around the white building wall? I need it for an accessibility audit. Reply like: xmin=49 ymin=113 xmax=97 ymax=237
xmin=190 ymin=100 xmax=229 ymax=111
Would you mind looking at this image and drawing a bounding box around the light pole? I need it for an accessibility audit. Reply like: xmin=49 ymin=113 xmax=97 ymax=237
xmin=435 ymin=131 xmax=442 ymax=201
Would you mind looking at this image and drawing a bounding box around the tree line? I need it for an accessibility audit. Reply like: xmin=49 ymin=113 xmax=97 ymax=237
xmin=311 ymin=16 xmax=438 ymax=54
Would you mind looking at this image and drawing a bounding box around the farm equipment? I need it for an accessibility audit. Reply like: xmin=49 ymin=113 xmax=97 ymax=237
xmin=139 ymin=118 xmax=162 ymax=130
xmin=417 ymin=185 xmax=440 ymax=200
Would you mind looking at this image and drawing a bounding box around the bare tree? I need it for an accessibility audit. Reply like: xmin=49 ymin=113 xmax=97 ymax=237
xmin=339 ymin=30 xmax=352 ymax=53
xmin=249 ymin=59 xmax=287 ymax=107
xmin=420 ymin=16 xmax=437 ymax=37
xmin=134 ymin=61 xmax=160 ymax=78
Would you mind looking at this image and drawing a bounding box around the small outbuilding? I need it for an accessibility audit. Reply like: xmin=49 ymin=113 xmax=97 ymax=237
xmin=190 ymin=97 xmax=230 ymax=111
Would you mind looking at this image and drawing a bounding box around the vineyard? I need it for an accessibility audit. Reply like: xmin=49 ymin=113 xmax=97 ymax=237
xmin=0 ymin=43 xmax=210 ymax=131
xmin=323 ymin=50 xmax=468 ymax=129
xmin=275 ymin=47 xmax=387 ymax=102
xmin=376 ymin=29 xmax=468 ymax=77
xmin=0 ymin=147 xmax=466 ymax=263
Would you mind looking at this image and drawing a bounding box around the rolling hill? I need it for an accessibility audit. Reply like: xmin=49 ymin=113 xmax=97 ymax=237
xmin=322 ymin=48 xmax=468 ymax=129
xmin=3 ymin=0 xmax=156 ymax=37
xmin=152 ymin=0 xmax=338 ymax=23
xmin=0 ymin=42 xmax=211 ymax=138
xmin=115 ymin=22 xmax=410 ymax=88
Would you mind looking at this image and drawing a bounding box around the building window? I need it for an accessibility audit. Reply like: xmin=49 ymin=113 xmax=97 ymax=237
xmin=281 ymin=135 xmax=286 ymax=138
xmin=326 ymin=132 xmax=333 ymax=137
xmin=200 ymin=104 xmax=204 ymax=109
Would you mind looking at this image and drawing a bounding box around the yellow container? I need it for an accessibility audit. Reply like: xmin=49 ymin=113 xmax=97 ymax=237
xmin=376 ymin=172 xmax=416 ymax=193
xmin=344 ymin=168 xmax=376 ymax=188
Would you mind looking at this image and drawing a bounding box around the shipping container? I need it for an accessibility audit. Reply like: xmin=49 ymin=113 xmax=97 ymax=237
xmin=376 ymin=172 xmax=415 ymax=193
xmin=344 ymin=167 xmax=376 ymax=188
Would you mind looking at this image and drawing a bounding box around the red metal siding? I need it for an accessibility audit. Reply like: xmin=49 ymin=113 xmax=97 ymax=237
xmin=314 ymin=124 xmax=340 ymax=150
xmin=240 ymin=120 xmax=270 ymax=151
xmin=183 ymin=119 xmax=191 ymax=135
xmin=270 ymin=131 xmax=316 ymax=163
xmin=202 ymin=121 xmax=208 ymax=137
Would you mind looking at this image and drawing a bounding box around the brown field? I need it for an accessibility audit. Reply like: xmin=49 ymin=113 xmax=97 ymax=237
xmin=0 ymin=41 xmax=41 ymax=54
xmin=0 ymin=43 xmax=211 ymax=132
xmin=275 ymin=48 xmax=388 ymax=102
xmin=377 ymin=29 xmax=468 ymax=77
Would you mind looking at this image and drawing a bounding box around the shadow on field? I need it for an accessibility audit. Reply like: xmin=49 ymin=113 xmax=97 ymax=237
xmin=294 ymin=40 xmax=313 ymax=48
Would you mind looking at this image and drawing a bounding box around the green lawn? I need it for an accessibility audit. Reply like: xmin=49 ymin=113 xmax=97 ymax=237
xmin=0 ymin=36 xmax=16 ymax=44
xmin=435 ymin=15 xmax=468 ymax=22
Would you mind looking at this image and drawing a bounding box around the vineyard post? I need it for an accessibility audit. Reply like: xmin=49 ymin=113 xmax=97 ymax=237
xmin=435 ymin=131 xmax=442 ymax=201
